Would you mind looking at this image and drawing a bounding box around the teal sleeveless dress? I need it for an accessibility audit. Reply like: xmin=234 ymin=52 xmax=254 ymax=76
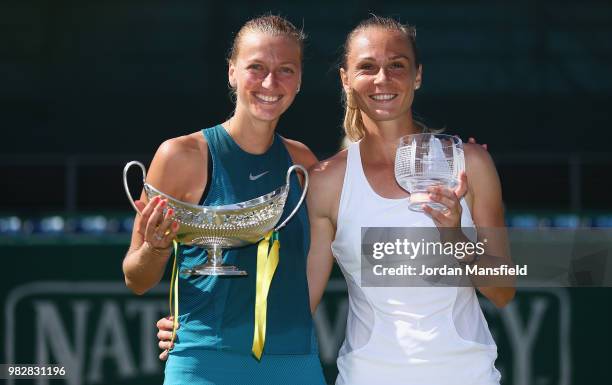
xmin=163 ymin=125 xmax=325 ymax=385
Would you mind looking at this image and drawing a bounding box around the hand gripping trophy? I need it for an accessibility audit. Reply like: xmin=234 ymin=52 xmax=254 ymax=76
xmin=123 ymin=161 xmax=308 ymax=359
xmin=394 ymin=133 xmax=464 ymax=211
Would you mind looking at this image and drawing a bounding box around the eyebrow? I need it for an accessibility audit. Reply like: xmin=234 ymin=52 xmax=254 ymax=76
xmin=245 ymin=58 xmax=299 ymax=66
xmin=390 ymin=55 xmax=411 ymax=61
xmin=357 ymin=55 xmax=411 ymax=61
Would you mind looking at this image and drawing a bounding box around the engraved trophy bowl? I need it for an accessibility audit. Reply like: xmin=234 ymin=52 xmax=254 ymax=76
xmin=123 ymin=161 xmax=308 ymax=276
xmin=394 ymin=133 xmax=464 ymax=212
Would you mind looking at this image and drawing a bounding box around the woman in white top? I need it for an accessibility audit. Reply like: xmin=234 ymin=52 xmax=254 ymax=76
xmin=306 ymin=16 xmax=515 ymax=385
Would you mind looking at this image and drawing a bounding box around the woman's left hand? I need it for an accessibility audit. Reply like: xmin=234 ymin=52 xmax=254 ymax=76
xmin=422 ymin=171 xmax=468 ymax=228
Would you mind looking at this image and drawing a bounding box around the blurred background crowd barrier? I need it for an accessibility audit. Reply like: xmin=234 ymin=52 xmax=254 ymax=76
xmin=2 ymin=0 xmax=611 ymax=384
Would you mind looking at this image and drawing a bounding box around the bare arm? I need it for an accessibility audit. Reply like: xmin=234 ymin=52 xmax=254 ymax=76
xmin=306 ymin=166 xmax=335 ymax=314
xmin=424 ymin=143 xmax=514 ymax=308
xmin=123 ymin=135 xmax=206 ymax=295
xmin=282 ymin=137 xmax=337 ymax=314
xmin=305 ymin=154 xmax=347 ymax=314
xmin=464 ymin=144 xmax=515 ymax=308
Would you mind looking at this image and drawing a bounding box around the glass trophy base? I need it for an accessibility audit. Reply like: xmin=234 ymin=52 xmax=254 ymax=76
xmin=181 ymin=264 xmax=248 ymax=276
xmin=408 ymin=201 xmax=449 ymax=212
xmin=408 ymin=192 xmax=449 ymax=212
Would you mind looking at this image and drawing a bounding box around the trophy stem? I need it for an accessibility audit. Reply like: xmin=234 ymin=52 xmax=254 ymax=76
xmin=207 ymin=245 xmax=223 ymax=268
xmin=180 ymin=245 xmax=248 ymax=276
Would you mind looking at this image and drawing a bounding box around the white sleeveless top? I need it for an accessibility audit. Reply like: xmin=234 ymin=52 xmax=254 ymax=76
xmin=331 ymin=142 xmax=501 ymax=385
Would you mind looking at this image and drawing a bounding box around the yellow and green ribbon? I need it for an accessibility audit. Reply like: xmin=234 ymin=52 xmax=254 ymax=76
xmin=252 ymin=230 xmax=280 ymax=360
xmin=169 ymin=240 xmax=179 ymax=349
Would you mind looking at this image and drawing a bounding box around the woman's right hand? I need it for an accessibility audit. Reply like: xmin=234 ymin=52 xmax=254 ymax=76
xmin=423 ymin=171 xmax=468 ymax=229
xmin=135 ymin=196 xmax=179 ymax=255
xmin=157 ymin=316 xmax=179 ymax=361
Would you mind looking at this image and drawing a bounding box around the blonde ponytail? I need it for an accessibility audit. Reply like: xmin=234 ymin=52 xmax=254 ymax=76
xmin=342 ymin=90 xmax=366 ymax=141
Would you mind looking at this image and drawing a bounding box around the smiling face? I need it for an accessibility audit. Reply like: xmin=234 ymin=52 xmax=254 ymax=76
xmin=341 ymin=27 xmax=422 ymax=124
xmin=228 ymin=32 xmax=302 ymax=123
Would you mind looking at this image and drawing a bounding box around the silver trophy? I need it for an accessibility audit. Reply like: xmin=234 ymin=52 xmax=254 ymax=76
xmin=395 ymin=133 xmax=464 ymax=212
xmin=123 ymin=161 xmax=308 ymax=276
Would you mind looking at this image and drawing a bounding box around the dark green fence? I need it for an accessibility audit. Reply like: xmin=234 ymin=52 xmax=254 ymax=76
xmin=1 ymin=239 xmax=610 ymax=384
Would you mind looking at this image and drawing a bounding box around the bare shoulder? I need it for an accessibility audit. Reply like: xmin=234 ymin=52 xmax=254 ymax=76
xmin=147 ymin=131 xmax=208 ymax=202
xmin=307 ymin=149 xmax=348 ymax=222
xmin=281 ymin=137 xmax=318 ymax=169
xmin=309 ymin=150 xmax=348 ymax=199
xmin=463 ymin=142 xmax=499 ymax=182
xmin=463 ymin=143 xmax=504 ymax=224
xmin=463 ymin=142 xmax=494 ymax=168
xmin=156 ymin=131 xmax=207 ymax=165
xmin=310 ymin=149 xmax=348 ymax=181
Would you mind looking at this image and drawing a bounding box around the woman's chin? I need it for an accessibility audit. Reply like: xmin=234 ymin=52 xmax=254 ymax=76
xmin=249 ymin=105 xmax=288 ymax=122
xmin=369 ymin=111 xmax=402 ymax=122
xmin=250 ymin=111 xmax=282 ymax=122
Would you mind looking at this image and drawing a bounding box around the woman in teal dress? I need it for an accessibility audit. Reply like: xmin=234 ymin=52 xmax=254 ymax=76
xmin=122 ymin=15 xmax=326 ymax=385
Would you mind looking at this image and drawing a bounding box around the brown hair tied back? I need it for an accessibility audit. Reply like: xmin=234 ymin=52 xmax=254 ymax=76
xmin=228 ymin=14 xmax=306 ymax=64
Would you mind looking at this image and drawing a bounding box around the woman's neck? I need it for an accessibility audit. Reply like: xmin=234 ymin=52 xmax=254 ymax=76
xmin=360 ymin=111 xmax=422 ymax=164
xmin=222 ymin=110 xmax=278 ymax=154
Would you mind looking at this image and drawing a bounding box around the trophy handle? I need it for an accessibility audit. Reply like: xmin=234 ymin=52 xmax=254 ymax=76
xmin=275 ymin=164 xmax=309 ymax=231
xmin=123 ymin=160 xmax=147 ymax=215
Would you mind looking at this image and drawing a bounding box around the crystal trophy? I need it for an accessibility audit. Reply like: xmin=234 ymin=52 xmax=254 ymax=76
xmin=394 ymin=133 xmax=464 ymax=212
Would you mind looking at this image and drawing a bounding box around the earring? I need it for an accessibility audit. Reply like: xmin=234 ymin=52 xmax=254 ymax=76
xmin=296 ymin=85 xmax=300 ymax=93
